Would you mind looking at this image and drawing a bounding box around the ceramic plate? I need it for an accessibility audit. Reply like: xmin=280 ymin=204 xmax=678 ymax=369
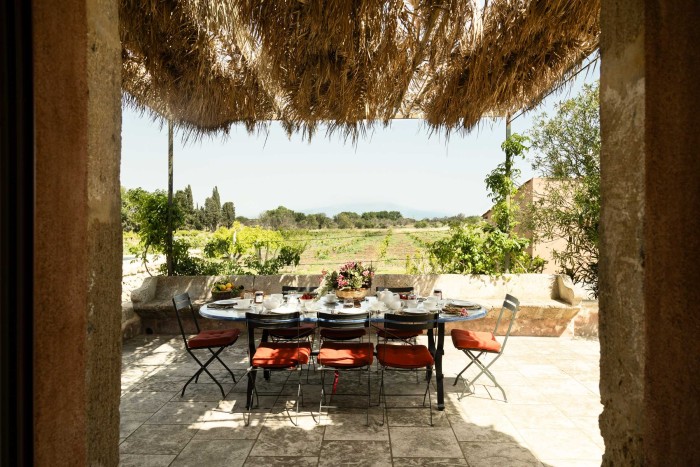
xmin=449 ymin=300 xmax=478 ymax=307
xmin=213 ymin=299 xmax=238 ymax=306
xmin=403 ymin=307 xmax=429 ymax=314
xmin=233 ymin=304 xmax=251 ymax=310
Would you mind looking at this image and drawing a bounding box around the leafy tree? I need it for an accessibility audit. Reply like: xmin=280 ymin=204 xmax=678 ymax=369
xmin=121 ymin=187 xmax=148 ymax=231
xmin=128 ymin=190 xmax=184 ymax=275
xmin=259 ymin=206 xmax=297 ymax=229
xmin=221 ymin=202 xmax=236 ymax=227
xmin=527 ymin=82 xmax=600 ymax=297
xmin=203 ymin=186 xmax=222 ymax=231
xmin=174 ymin=184 xmax=196 ymax=229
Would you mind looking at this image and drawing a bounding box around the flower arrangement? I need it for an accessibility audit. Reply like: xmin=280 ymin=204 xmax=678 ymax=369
xmin=319 ymin=261 xmax=375 ymax=294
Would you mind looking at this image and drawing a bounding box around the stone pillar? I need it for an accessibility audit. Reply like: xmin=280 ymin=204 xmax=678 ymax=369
xmin=599 ymin=0 xmax=646 ymax=463
xmin=643 ymin=0 xmax=700 ymax=465
xmin=32 ymin=0 xmax=121 ymax=464
xmin=601 ymin=0 xmax=700 ymax=465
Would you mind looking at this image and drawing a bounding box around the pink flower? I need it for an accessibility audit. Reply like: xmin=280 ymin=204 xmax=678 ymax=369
xmin=362 ymin=270 xmax=369 ymax=277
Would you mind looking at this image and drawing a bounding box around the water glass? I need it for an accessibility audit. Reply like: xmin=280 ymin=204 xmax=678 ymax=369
xmin=343 ymin=298 xmax=354 ymax=308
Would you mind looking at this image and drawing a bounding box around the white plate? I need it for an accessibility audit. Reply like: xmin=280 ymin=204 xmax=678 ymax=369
xmin=449 ymin=300 xmax=478 ymax=307
xmin=335 ymin=309 xmax=367 ymax=315
xmin=213 ymin=299 xmax=238 ymax=305
xmin=323 ymin=298 xmax=339 ymax=305
xmin=404 ymin=308 xmax=429 ymax=314
xmin=267 ymin=308 xmax=296 ymax=314
xmin=233 ymin=304 xmax=251 ymax=310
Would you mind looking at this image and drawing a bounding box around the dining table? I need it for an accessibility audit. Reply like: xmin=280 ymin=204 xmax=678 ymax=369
xmin=199 ymin=297 xmax=487 ymax=411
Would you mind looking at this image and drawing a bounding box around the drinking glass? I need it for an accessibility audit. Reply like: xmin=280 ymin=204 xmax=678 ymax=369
xmin=343 ymin=298 xmax=354 ymax=308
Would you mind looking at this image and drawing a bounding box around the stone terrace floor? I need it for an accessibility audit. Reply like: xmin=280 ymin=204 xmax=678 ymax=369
xmin=120 ymin=335 xmax=603 ymax=466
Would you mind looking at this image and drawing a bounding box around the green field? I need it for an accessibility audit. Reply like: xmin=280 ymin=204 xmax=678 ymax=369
xmin=123 ymin=228 xmax=450 ymax=275
xmin=278 ymin=228 xmax=449 ymax=274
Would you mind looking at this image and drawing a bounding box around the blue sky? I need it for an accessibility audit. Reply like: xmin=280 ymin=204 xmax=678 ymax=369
xmin=121 ymin=66 xmax=598 ymax=218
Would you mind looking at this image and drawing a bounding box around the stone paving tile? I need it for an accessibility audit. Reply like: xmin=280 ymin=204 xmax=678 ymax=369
xmin=389 ymin=427 xmax=462 ymax=458
xmin=518 ymin=428 xmax=603 ymax=462
xmin=319 ymin=440 xmax=392 ymax=467
xmin=170 ymin=439 xmax=254 ymax=467
xmin=119 ymin=454 xmax=176 ymax=466
xmin=322 ymin=414 xmax=389 ymax=441
xmin=243 ymin=456 xmax=318 ymax=466
xmin=192 ymin=417 xmax=264 ymax=440
xmin=120 ymin=412 xmax=153 ymax=439
xmin=119 ymin=424 xmax=195 ymax=455
xmin=392 ymin=457 xmax=468 ymax=466
xmin=146 ymin=401 xmax=221 ymax=424
xmin=569 ymin=416 xmax=604 ymax=449
xmin=499 ymin=404 xmax=577 ymax=430
xmin=120 ymin=390 xmax=178 ymax=413
xmin=172 ymin=382 xmax=234 ymax=402
xmin=386 ymin=407 xmax=449 ymax=427
xmin=249 ymin=425 xmax=325 ymax=457
xmin=459 ymin=441 xmax=543 ymax=467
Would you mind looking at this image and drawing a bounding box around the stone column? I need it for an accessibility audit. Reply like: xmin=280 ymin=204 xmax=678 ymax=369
xmin=601 ymin=0 xmax=700 ymax=465
xmin=599 ymin=0 xmax=646 ymax=464
xmin=33 ymin=0 xmax=121 ymax=464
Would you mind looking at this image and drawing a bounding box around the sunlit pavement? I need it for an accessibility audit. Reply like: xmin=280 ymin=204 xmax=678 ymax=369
xmin=120 ymin=334 xmax=603 ymax=466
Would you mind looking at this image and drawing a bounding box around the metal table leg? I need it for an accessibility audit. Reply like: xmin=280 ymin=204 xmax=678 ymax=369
xmin=435 ymin=322 xmax=445 ymax=410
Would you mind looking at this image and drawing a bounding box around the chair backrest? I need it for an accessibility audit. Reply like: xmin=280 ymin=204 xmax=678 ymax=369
xmin=282 ymin=286 xmax=317 ymax=296
xmin=375 ymin=286 xmax=414 ymax=294
xmin=245 ymin=311 xmax=303 ymax=333
xmin=172 ymin=292 xmax=200 ymax=343
xmin=493 ymin=294 xmax=520 ymax=352
xmin=381 ymin=312 xmax=439 ymax=335
xmin=317 ymin=311 xmax=370 ymax=330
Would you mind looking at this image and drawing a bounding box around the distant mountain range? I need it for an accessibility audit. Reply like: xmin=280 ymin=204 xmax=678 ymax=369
xmin=298 ymin=202 xmax=463 ymax=220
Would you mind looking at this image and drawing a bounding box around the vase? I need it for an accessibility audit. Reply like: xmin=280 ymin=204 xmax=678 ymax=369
xmin=335 ymin=288 xmax=369 ymax=301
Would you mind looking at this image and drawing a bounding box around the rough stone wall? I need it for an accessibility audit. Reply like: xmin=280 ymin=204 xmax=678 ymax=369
xmin=33 ymin=0 xmax=122 ymax=464
xmin=599 ymin=0 xmax=646 ymax=464
xmin=643 ymin=1 xmax=700 ymax=464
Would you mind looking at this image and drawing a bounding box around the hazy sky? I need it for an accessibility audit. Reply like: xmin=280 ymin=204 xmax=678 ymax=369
xmin=121 ymin=67 xmax=598 ymax=218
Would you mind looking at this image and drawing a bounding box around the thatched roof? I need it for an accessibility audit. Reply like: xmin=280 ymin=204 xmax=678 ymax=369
xmin=120 ymin=0 xmax=599 ymax=138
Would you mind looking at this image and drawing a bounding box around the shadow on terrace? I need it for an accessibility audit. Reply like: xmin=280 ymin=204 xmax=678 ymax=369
xmin=119 ymin=333 xmax=602 ymax=466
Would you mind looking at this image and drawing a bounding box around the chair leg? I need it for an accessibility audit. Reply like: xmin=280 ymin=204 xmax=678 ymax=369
xmin=208 ymin=347 xmax=237 ymax=383
xmin=366 ymin=365 xmax=371 ymax=426
xmin=379 ymin=367 xmax=386 ymax=426
xmin=245 ymin=368 xmax=257 ymax=427
xmin=182 ymin=348 xmax=227 ymax=398
xmin=453 ymin=350 xmax=483 ymax=385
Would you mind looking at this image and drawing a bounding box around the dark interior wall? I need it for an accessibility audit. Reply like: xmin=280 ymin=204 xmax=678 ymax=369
xmin=32 ymin=0 xmax=122 ymax=464
xmin=643 ymin=1 xmax=700 ymax=464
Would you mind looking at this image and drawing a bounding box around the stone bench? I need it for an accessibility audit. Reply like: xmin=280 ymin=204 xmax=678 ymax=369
xmin=130 ymin=273 xmax=583 ymax=337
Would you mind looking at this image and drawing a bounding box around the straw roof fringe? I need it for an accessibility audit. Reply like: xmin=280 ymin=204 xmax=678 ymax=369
xmin=120 ymin=0 xmax=600 ymax=138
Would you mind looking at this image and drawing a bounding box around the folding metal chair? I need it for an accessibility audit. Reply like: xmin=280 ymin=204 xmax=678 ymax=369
xmin=315 ymin=311 xmax=374 ymax=425
xmin=243 ymin=311 xmax=311 ymax=426
xmin=376 ymin=312 xmax=439 ymax=426
xmin=451 ymin=294 xmax=520 ymax=401
xmin=172 ymin=293 xmax=240 ymax=399
xmin=268 ymin=286 xmax=317 ymax=343
xmin=374 ymin=287 xmax=422 ymax=345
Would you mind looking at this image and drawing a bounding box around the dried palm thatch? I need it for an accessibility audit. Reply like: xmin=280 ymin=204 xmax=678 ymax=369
xmin=120 ymin=0 xmax=600 ymax=138
xmin=421 ymin=0 xmax=601 ymax=132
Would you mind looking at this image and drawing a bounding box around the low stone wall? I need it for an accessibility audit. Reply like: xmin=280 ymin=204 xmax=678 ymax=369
xmin=129 ymin=273 xmax=585 ymax=337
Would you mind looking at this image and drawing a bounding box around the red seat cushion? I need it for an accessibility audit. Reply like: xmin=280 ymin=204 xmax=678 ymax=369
xmin=375 ymin=325 xmax=423 ymax=340
xmin=320 ymin=328 xmax=367 ymax=341
xmin=318 ymin=342 xmax=374 ymax=368
xmin=376 ymin=344 xmax=434 ymax=369
xmin=268 ymin=323 xmax=315 ymax=340
xmin=187 ymin=329 xmax=240 ymax=349
xmin=252 ymin=342 xmax=312 ymax=368
xmin=451 ymin=329 xmax=501 ymax=353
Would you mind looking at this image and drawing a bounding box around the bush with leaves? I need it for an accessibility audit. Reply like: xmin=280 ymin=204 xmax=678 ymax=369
xmin=527 ymin=82 xmax=600 ymax=297
xmin=202 ymin=223 xmax=305 ymax=275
